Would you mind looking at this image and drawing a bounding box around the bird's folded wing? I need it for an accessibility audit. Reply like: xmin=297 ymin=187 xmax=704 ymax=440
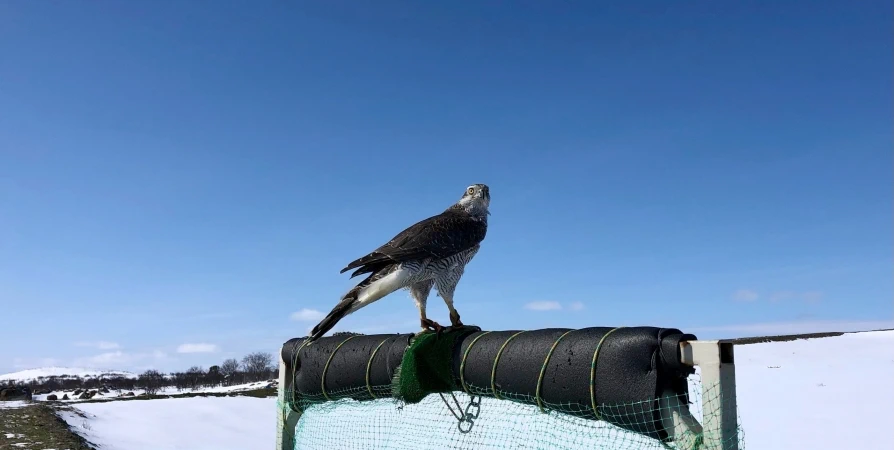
xmin=341 ymin=212 xmax=486 ymax=275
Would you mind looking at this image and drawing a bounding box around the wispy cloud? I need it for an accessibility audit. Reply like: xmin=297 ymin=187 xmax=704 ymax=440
xmin=731 ymin=289 xmax=759 ymax=302
xmin=522 ymin=301 xmax=586 ymax=311
xmin=524 ymin=301 xmax=563 ymax=311
xmin=176 ymin=343 xmax=220 ymax=354
xmin=74 ymin=341 xmax=121 ymax=350
xmin=290 ymin=308 xmax=325 ymax=322
xmin=732 ymin=289 xmax=823 ymax=304
xmin=72 ymin=350 xmax=170 ymax=369
xmin=86 ymin=351 xmax=130 ymax=365
xmin=523 ymin=301 xmax=586 ymax=311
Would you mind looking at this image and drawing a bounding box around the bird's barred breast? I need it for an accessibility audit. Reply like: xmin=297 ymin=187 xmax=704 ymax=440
xmin=396 ymin=246 xmax=480 ymax=287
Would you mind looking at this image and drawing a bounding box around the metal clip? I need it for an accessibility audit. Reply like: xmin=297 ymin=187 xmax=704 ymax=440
xmin=439 ymin=392 xmax=483 ymax=434
xmin=457 ymin=395 xmax=481 ymax=433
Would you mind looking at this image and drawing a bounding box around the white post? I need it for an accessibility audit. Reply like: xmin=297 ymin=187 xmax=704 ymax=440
xmin=276 ymin=351 xmax=301 ymax=450
xmin=659 ymin=389 xmax=704 ymax=450
xmin=678 ymin=340 xmax=739 ymax=450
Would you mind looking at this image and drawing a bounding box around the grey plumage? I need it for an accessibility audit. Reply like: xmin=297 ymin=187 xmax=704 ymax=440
xmin=309 ymin=184 xmax=490 ymax=342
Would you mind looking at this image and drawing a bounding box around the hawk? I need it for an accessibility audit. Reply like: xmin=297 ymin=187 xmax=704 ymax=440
xmin=308 ymin=184 xmax=490 ymax=342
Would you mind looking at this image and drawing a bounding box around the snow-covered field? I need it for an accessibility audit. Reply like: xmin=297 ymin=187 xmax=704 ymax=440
xmin=29 ymin=380 xmax=275 ymax=402
xmin=59 ymin=396 xmax=276 ymax=450
xmin=734 ymin=329 xmax=893 ymax=450
xmin=8 ymin=329 xmax=890 ymax=449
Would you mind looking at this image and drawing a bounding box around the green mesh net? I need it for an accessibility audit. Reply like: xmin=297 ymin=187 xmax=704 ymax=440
xmin=278 ymin=331 xmax=745 ymax=450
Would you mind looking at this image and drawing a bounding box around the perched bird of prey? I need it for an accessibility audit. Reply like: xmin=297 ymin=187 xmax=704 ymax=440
xmin=308 ymin=184 xmax=490 ymax=342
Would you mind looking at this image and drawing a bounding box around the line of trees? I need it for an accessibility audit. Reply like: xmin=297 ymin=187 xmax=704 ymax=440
xmin=160 ymin=351 xmax=276 ymax=393
xmin=13 ymin=351 xmax=277 ymax=395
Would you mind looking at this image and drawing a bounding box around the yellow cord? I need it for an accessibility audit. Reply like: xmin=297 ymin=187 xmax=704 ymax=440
xmin=535 ymin=329 xmax=576 ymax=413
xmin=589 ymin=327 xmax=623 ymax=420
xmin=321 ymin=335 xmax=359 ymax=402
xmin=459 ymin=331 xmax=492 ymax=394
xmin=287 ymin=338 xmax=311 ymax=413
xmin=365 ymin=337 xmax=390 ymax=399
xmin=490 ymin=331 xmax=526 ymax=400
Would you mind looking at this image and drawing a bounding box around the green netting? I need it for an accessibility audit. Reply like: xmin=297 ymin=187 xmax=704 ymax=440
xmin=392 ymin=330 xmax=467 ymax=404
xmin=278 ymin=332 xmax=745 ymax=450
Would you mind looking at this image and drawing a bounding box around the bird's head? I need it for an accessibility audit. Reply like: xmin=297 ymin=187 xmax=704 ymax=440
xmin=455 ymin=183 xmax=491 ymax=217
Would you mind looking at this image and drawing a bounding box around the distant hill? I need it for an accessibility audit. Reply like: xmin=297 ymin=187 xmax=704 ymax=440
xmin=0 ymin=367 xmax=136 ymax=382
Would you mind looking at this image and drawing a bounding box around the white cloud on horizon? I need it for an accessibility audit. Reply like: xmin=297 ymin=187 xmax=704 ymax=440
xmin=524 ymin=301 xmax=586 ymax=311
xmin=74 ymin=341 xmax=121 ymax=350
xmin=732 ymin=289 xmax=824 ymax=304
xmin=176 ymin=343 xmax=220 ymax=354
xmin=524 ymin=301 xmax=563 ymax=311
xmin=71 ymin=349 xmax=171 ymax=370
xmin=290 ymin=308 xmax=325 ymax=322
xmin=87 ymin=351 xmax=129 ymax=365
xmin=5 ymin=348 xmax=180 ymax=375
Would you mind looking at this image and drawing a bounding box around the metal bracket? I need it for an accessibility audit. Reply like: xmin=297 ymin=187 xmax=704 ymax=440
xmin=660 ymin=340 xmax=739 ymax=450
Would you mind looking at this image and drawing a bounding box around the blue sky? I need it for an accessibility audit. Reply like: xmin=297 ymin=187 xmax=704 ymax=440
xmin=1 ymin=1 xmax=891 ymax=374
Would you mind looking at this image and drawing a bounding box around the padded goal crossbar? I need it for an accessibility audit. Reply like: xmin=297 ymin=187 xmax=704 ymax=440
xmin=276 ymin=326 xmax=739 ymax=450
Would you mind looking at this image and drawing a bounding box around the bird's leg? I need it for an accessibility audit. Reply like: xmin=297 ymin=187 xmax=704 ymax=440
xmin=449 ymin=307 xmax=463 ymax=328
xmin=410 ymin=280 xmax=441 ymax=335
xmin=439 ymin=288 xmax=474 ymax=333
xmin=420 ymin=317 xmax=444 ymax=334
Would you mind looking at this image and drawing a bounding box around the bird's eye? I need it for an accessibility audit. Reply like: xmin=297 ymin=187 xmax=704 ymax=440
xmin=467 ymin=187 xmax=475 ymax=195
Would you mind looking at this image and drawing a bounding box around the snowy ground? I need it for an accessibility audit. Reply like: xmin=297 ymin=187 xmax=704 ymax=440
xmin=30 ymin=380 xmax=275 ymax=402
xmin=48 ymin=330 xmax=892 ymax=450
xmin=734 ymin=329 xmax=893 ymax=450
xmin=59 ymin=396 xmax=276 ymax=450
xmin=0 ymin=400 xmax=29 ymax=409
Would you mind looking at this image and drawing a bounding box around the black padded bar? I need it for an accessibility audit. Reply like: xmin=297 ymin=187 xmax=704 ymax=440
xmin=451 ymin=327 xmax=696 ymax=440
xmin=286 ymin=333 xmax=414 ymax=401
xmin=281 ymin=326 xmax=696 ymax=441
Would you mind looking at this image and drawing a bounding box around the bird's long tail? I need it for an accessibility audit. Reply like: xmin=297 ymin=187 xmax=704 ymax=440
xmin=308 ymin=264 xmax=409 ymax=342
xmin=308 ymin=271 xmax=378 ymax=342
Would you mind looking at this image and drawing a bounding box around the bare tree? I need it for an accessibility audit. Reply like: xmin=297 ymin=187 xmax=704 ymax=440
xmin=220 ymin=359 xmax=239 ymax=376
xmin=185 ymin=366 xmax=204 ymax=390
xmin=138 ymin=370 xmax=165 ymax=395
xmin=206 ymin=365 xmax=223 ymax=387
xmin=241 ymin=351 xmax=274 ymax=381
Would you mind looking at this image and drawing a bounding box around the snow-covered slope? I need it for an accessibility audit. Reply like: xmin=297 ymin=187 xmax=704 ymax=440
xmin=31 ymin=380 xmax=276 ymax=402
xmin=0 ymin=367 xmax=136 ymax=382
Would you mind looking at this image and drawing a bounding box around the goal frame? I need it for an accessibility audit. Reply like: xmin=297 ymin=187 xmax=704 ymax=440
xmin=275 ymin=338 xmax=738 ymax=450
